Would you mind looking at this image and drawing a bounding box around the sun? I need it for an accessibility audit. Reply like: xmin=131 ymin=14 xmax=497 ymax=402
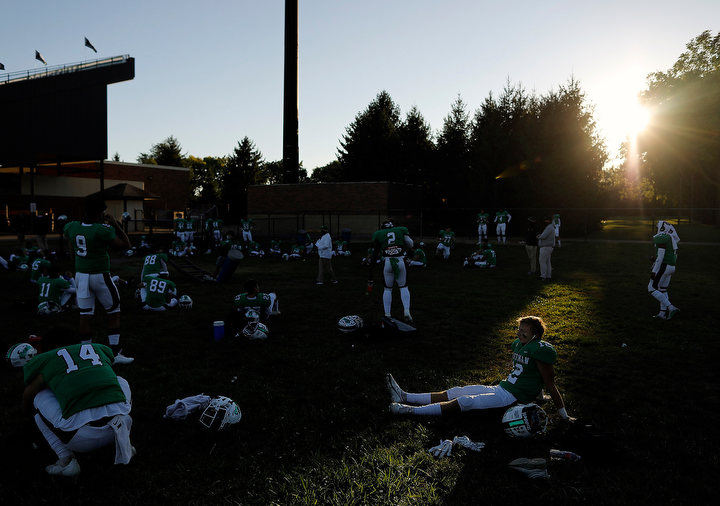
xmin=626 ymin=102 xmax=651 ymax=138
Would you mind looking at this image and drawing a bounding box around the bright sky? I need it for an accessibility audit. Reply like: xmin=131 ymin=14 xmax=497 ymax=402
xmin=1 ymin=1 xmax=717 ymax=170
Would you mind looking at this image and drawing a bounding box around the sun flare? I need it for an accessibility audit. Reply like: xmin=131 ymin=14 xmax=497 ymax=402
xmin=626 ymin=103 xmax=651 ymax=138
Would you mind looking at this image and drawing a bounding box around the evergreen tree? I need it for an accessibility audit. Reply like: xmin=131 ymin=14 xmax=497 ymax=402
xmin=435 ymin=95 xmax=470 ymax=206
xmin=398 ymin=106 xmax=435 ymax=187
xmin=137 ymin=136 xmax=185 ymax=166
xmin=222 ymin=137 xmax=264 ymax=219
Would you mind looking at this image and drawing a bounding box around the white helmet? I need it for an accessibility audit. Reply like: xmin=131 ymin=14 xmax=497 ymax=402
xmin=656 ymin=220 xmax=669 ymax=234
xmin=242 ymin=322 xmax=269 ymax=340
xmin=282 ymin=253 xmax=289 ymax=261
xmin=37 ymin=301 xmax=60 ymax=315
xmin=337 ymin=315 xmax=364 ymax=333
xmin=244 ymin=308 xmax=260 ymax=323
xmin=501 ymin=403 xmax=548 ymax=438
xmin=198 ymin=396 xmax=242 ymax=430
xmin=6 ymin=343 xmax=38 ymax=368
xmin=179 ymin=294 xmax=193 ymax=309
xmin=18 ymin=263 xmax=28 ymax=272
xmin=125 ymin=249 xmax=135 ymax=257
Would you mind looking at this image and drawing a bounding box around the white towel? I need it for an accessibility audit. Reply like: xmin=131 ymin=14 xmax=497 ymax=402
xmin=164 ymin=395 xmax=212 ymax=420
xmin=110 ymin=414 xmax=134 ymax=465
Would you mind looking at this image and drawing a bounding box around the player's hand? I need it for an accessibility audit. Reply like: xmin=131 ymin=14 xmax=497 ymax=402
xmin=452 ymin=436 xmax=485 ymax=452
xmin=428 ymin=439 xmax=453 ymax=458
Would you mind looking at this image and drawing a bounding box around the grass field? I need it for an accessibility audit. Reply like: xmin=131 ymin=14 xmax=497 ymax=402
xmin=1 ymin=238 xmax=718 ymax=504
xmin=589 ymin=217 xmax=720 ymax=242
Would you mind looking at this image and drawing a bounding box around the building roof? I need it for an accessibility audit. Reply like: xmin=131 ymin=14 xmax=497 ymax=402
xmin=87 ymin=183 xmax=160 ymax=201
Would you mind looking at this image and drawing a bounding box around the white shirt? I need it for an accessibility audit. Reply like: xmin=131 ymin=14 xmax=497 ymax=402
xmin=315 ymin=233 xmax=333 ymax=259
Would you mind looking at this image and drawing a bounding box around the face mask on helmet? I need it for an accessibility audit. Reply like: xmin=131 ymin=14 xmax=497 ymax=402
xmin=199 ymin=396 xmax=242 ymax=430
xmin=657 ymin=220 xmax=668 ymax=234
xmin=6 ymin=343 xmax=38 ymax=368
xmin=337 ymin=315 xmax=364 ymax=333
xmin=501 ymin=403 xmax=548 ymax=438
xmin=242 ymin=322 xmax=269 ymax=340
xmin=382 ymin=220 xmax=393 ymax=229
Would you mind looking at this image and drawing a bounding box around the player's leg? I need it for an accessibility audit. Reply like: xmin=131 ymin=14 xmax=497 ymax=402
xmin=32 ymin=390 xmax=78 ymax=474
xmin=647 ymin=265 xmax=671 ymax=318
xmin=382 ymin=258 xmax=394 ymax=317
xmin=268 ymin=292 xmax=280 ymax=314
xmin=75 ymin=273 xmax=95 ymax=342
xmin=396 ymin=261 xmax=411 ymax=321
xmin=93 ymin=273 xmax=132 ymax=363
xmin=477 ymin=225 xmax=483 ymax=244
xmin=658 ymin=266 xmax=678 ymax=316
xmin=555 ymin=225 xmax=561 ymax=247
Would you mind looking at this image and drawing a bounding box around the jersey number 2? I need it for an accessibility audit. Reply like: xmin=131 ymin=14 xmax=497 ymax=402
xmin=57 ymin=345 xmax=102 ymax=374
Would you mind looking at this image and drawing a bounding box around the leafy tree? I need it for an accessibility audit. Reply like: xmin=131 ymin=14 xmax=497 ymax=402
xmin=310 ymin=160 xmax=344 ymax=182
xmin=137 ymin=135 xmax=185 ymax=166
xmin=186 ymin=155 xmax=226 ymax=204
xmin=112 ymin=152 xmax=121 ymax=162
xmin=638 ymin=30 xmax=720 ymax=214
xmin=338 ymin=90 xmax=401 ymax=181
xmin=222 ymin=137 xmax=264 ymax=219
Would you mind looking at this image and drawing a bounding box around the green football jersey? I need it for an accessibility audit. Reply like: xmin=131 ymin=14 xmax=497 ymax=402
xmin=552 ymin=214 xmax=561 ymax=225
xmin=495 ymin=210 xmax=510 ymax=223
xmin=64 ymin=221 xmax=116 ymax=273
xmin=143 ymin=276 xmax=177 ymax=308
xmin=10 ymin=254 xmax=29 ymax=269
xmin=23 ymin=343 xmax=126 ymax=418
xmin=270 ymin=240 xmax=281 ymax=250
xmin=499 ymin=338 xmax=557 ymax=403
xmin=482 ymin=248 xmax=497 ymax=266
xmin=440 ymin=230 xmax=455 ymax=246
xmin=477 ymin=213 xmax=489 ymax=224
xmin=38 ymin=276 xmax=71 ymax=305
xmin=413 ymin=248 xmax=427 ymax=264
xmin=653 ymin=233 xmax=677 ymax=266
xmin=213 ymin=219 xmax=224 ymax=230
xmin=30 ymin=258 xmax=51 ymax=281
xmin=234 ymin=292 xmax=271 ymax=313
xmin=141 ymin=253 xmax=169 ymax=278
xmin=371 ymin=226 xmax=410 ymax=257
xmin=291 ymin=245 xmax=303 ymax=254
xmin=241 ymin=219 xmax=253 ymax=231
xmin=186 ymin=218 xmax=195 ymax=231
xmin=174 ymin=218 xmax=184 ymax=231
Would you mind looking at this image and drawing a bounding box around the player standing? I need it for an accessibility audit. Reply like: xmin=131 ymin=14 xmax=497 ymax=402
xmin=370 ymin=219 xmax=414 ymax=322
xmin=648 ymin=220 xmax=680 ymax=320
xmin=476 ymin=209 xmax=490 ymax=244
xmin=436 ymin=228 xmax=455 ymax=260
xmin=552 ymin=213 xmax=561 ymax=248
xmin=63 ymin=198 xmax=133 ymax=364
xmin=240 ymin=217 xmax=254 ymax=243
xmin=494 ymin=209 xmax=511 ymax=244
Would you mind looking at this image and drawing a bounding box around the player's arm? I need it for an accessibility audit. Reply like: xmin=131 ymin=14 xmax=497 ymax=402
xmin=536 ymin=361 xmax=571 ymax=420
xmin=22 ymin=374 xmax=45 ymax=415
xmin=651 ymin=246 xmax=666 ymax=278
xmin=105 ymin=213 xmax=131 ymax=249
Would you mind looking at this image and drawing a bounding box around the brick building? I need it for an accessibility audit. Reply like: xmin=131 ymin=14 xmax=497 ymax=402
xmin=247 ymin=182 xmax=422 ymax=239
xmin=0 ymin=160 xmax=189 ymax=231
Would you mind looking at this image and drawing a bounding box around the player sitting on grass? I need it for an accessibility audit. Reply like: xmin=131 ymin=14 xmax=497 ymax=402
xmin=29 ymin=252 xmax=52 ymax=284
xmin=21 ymin=326 xmax=135 ymax=477
xmin=463 ymin=242 xmax=496 ymax=268
xmin=246 ymin=240 xmax=265 ymax=258
xmin=141 ymin=276 xmax=178 ymax=311
xmin=269 ymin=239 xmax=283 ymax=257
xmin=387 ymin=316 xmax=571 ymax=420
xmin=2 ymin=248 xmax=29 ymax=271
xmin=285 ymin=243 xmax=304 ymax=261
xmin=334 ymin=240 xmax=351 ymax=257
xmin=37 ymin=265 xmax=76 ymax=315
xmin=436 ymin=228 xmax=455 ymax=260
xmin=233 ymin=279 xmax=279 ymax=322
xmin=406 ymin=242 xmax=427 ymax=267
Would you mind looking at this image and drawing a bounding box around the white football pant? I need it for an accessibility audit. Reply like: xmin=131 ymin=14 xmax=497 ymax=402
xmin=436 ymin=243 xmax=451 ymax=259
xmin=75 ymin=272 xmax=121 ymax=315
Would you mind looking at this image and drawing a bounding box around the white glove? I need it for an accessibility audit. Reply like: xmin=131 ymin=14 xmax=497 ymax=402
xmin=452 ymin=436 xmax=485 ymax=452
xmin=428 ymin=439 xmax=453 ymax=458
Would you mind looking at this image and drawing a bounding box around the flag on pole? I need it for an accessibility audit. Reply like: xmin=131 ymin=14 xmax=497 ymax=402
xmin=35 ymin=50 xmax=47 ymax=65
xmin=84 ymin=37 xmax=97 ymax=53
xmin=0 ymin=63 xmax=5 ymax=70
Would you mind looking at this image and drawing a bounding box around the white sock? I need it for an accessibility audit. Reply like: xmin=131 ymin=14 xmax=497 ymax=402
xmin=406 ymin=392 xmax=432 ymax=404
xmin=108 ymin=333 xmax=120 ymax=346
xmin=409 ymin=403 xmax=443 ymax=416
xmin=35 ymin=414 xmax=73 ymax=460
xmin=383 ymin=288 xmax=392 ymax=316
xmin=650 ymin=290 xmax=669 ymax=307
xmin=400 ymin=287 xmax=410 ymax=314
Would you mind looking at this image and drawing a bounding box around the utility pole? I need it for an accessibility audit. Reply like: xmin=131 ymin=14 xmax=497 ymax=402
xmin=282 ymin=0 xmax=299 ymax=183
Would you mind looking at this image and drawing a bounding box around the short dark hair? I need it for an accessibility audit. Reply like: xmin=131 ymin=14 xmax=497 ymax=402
xmin=244 ymin=279 xmax=259 ymax=293
xmin=516 ymin=316 xmax=546 ymax=339
xmin=83 ymin=196 xmax=106 ymax=222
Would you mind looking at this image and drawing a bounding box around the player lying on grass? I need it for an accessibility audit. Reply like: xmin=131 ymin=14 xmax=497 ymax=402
xmin=37 ymin=265 xmax=76 ymax=315
xmin=246 ymin=240 xmax=265 ymax=258
xmin=269 ymin=239 xmax=282 ymax=257
xmin=387 ymin=316 xmax=571 ymax=420
xmin=463 ymin=242 xmax=496 ymax=268
xmin=21 ymin=326 xmax=135 ymax=477
xmin=406 ymin=242 xmax=427 ymax=267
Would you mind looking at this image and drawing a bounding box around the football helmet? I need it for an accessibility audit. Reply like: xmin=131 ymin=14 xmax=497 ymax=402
xmin=125 ymin=249 xmax=135 ymax=257
xmin=282 ymin=253 xmax=289 ymax=261
xmin=382 ymin=219 xmax=394 ymax=229
xmin=337 ymin=315 xmax=364 ymax=333
xmin=242 ymin=322 xmax=269 ymax=340
xmin=18 ymin=263 xmax=29 ymax=272
xmin=6 ymin=343 xmax=37 ymax=368
xmin=178 ymin=295 xmax=193 ymax=309
xmin=418 ymin=242 xmax=425 ymax=248
xmin=37 ymin=301 xmax=60 ymax=315
xmin=199 ymin=396 xmax=242 ymax=430
xmin=244 ymin=308 xmax=260 ymax=323
xmin=502 ymin=403 xmax=548 ymax=438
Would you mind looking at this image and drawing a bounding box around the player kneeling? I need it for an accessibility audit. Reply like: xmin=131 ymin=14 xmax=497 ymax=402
xmin=334 ymin=240 xmax=351 ymax=257
xmin=21 ymin=327 xmax=135 ymax=476
xmin=37 ymin=265 xmax=77 ymax=315
xmin=463 ymin=243 xmax=496 ymax=268
xmin=141 ymin=276 xmax=178 ymax=311
xmin=406 ymin=242 xmax=427 ymax=267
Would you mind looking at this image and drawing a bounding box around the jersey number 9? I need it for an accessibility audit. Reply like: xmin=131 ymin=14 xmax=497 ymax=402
xmin=75 ymin=235 xmax=88 ymax=256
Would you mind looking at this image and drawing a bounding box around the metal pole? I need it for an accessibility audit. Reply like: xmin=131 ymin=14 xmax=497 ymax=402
xmin=282 ymin=0 xmax=299 ymax=183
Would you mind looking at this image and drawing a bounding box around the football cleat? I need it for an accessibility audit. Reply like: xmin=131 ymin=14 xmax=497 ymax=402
xmin=508 ymin=457 xmax=549 ymax=479
xmin=113 ymin=352 xmax=134 ymax=365
xmin=389 ymin=402 xmax=413 ymax=415
xmin=385 ymin=373 xmax=405 ymax=403
xmin=6 ymin=343 xmax=38 ymax=368
xmin=199 ymin=396 xmax=242 ymax=430
xmin=46 ymin=457 xmax=81 ymax=477
xmin=403 ymin=312 xmax=413 ymax=324
xmin=667 ymin=307 xmax=680 ymax=320
xmin=653 ymin=311 xmax=668 ymax=320
xmin=178 ymin=295 xmax=193 ymax=310
xmin=502 ymin=403 xmax=548 ymax=438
